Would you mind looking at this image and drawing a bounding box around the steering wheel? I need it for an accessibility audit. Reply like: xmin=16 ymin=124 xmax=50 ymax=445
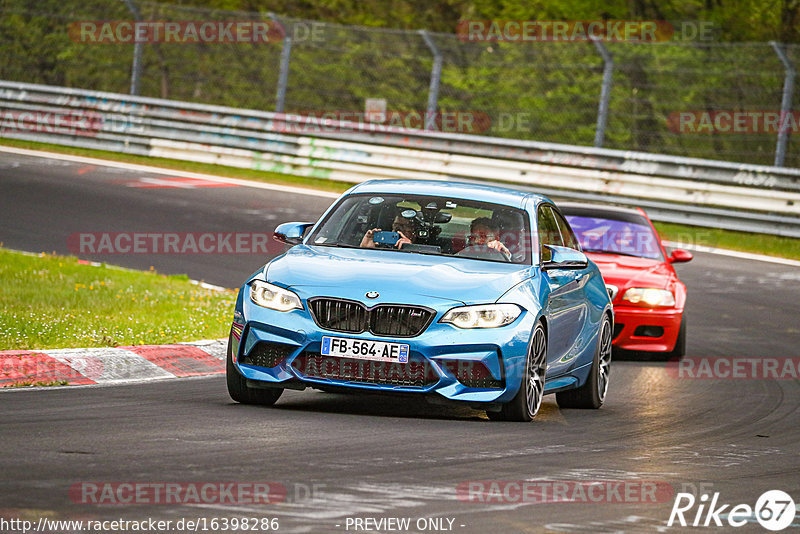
xmin=456 ymin=244 xmax=510 ymax=261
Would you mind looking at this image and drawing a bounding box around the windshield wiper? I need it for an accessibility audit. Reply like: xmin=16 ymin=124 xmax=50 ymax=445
xmin=312 ymin=242 xmax=362 ymax=250
xmin=582 ymin=248 xmax=644 ymax=258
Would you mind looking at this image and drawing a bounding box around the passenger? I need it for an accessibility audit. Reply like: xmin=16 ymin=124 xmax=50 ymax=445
xmin=360 ymin=214 xmax=417 ymax=249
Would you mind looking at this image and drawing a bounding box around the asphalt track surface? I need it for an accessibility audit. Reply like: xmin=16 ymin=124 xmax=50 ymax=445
xmin=1 ymin=151 xmax=799 ymax=533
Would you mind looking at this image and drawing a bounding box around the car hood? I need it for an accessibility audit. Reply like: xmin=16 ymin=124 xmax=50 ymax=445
xmin=586 ymin=252 xmax=674 ymax=290
xmin=262 ymin=245 xmax=532 ymax=306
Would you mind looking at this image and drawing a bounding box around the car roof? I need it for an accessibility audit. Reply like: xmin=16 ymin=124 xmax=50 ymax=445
xmin=557 ymin=201 xmax=649 ymax=218
xmin=347 ymin=179 xmax=548 ymax=209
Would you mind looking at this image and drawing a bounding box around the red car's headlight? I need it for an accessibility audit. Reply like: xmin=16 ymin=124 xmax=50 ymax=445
xmin=621 ymin=288 xmax=675 ymax=307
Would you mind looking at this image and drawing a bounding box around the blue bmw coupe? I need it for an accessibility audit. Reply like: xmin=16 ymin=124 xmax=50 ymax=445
xmin=227 ymin=180 xmax=613 ymax=421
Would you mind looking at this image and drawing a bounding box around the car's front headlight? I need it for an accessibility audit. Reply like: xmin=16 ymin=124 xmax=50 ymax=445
xmin=621 ymin=287 xmax=675 ymax=307
xmin=249 ymin=280 xmax=303 ymax=311
xmin=440 ymin=304 xmax=522 ymax=329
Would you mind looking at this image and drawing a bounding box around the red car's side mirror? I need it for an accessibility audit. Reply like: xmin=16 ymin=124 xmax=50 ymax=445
xmin=668 ymin=249 xmax=693 ymax=263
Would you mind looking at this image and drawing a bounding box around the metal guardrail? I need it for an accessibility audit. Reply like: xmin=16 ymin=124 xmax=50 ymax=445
xmin=2 ymin=80 xmax=800 ymax=237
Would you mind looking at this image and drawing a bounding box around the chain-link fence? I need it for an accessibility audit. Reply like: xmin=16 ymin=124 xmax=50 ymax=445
xmin=1 ymin=0 xmax=799 ymax=167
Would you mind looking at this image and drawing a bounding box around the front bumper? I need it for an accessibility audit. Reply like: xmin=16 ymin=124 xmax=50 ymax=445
xmin=230 ymin=294 xmax=537 ymax=404
xmin=611 ymin=305 xmax=682 ymax=352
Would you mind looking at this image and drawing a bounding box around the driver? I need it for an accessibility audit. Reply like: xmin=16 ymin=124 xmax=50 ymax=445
xmin=459 ymin=217 xmax=511 ymax=260
xmin=360 ymin=214 xmax=417 ymax=249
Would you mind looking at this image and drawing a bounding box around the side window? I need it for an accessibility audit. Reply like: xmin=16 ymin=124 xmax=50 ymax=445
xmin=553 ymin=209 xmax=581 ymax=251
xmin=537 ymin=205 xmax=563 ymax=262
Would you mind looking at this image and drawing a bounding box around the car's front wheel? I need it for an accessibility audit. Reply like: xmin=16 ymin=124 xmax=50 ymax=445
xmin=226 ymin=337 xmax=283 ymax=406
xmin=556 ymin=314 xmax=612 ymax=409
xmin=487 ymin=322 xmax=547 ymax=422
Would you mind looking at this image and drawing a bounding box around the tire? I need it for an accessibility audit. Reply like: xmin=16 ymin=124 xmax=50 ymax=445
xmin=668 ymin=316 xmax=687 ymax=359
xmin=556 ymin=314 xmax=612 ymax=410
xmin=486 ymin=322 xmax=547 ymax=422
xmin=226 ymin=337 xmax=283 ymax=406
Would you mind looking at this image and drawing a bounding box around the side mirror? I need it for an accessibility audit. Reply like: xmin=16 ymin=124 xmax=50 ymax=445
xmin=542 ymin=245 xmax=589 ymax=270
xmin=273 ymin=222 xmax=314 ymax=245
xmin=668 ymin=249 xmax=693 ymax=263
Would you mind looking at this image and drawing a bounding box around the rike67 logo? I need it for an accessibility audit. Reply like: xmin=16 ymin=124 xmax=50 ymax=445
xmin=669 ymin=490 xmax=796 ymax=531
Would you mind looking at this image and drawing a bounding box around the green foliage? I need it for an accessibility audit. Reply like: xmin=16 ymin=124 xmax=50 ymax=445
xmin=1 ymin=0 xmax=799 ymax=166
xmin=171 ymin=0 xmax=800 ymax=41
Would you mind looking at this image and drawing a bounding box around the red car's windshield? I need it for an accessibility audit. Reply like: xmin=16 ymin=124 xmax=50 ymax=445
xmin=564 ymin=214 xmax=663 ymax=260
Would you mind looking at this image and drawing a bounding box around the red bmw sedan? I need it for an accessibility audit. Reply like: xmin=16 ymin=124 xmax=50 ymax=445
xmin=560 ymin=203 xmax=692 ymax=357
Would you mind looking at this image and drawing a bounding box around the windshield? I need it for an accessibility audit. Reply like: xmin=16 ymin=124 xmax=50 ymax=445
xmin=308 ymin=193 xmax=531 ymax=264
xmin=564 ymin=214 xmax=663 ymax=260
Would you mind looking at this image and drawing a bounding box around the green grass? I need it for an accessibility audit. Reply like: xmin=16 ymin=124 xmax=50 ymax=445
xmin=2 ymin=137 xmax=799 ymax=261
xmin=0 ymin=248 xmax=236 ymax=350
xmin=653 ymin=222 xmax=800 ymax=261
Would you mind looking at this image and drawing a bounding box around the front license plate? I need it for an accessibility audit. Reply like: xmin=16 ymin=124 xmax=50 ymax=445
xmin=321 ymin=336 xmax=409 ymax=363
